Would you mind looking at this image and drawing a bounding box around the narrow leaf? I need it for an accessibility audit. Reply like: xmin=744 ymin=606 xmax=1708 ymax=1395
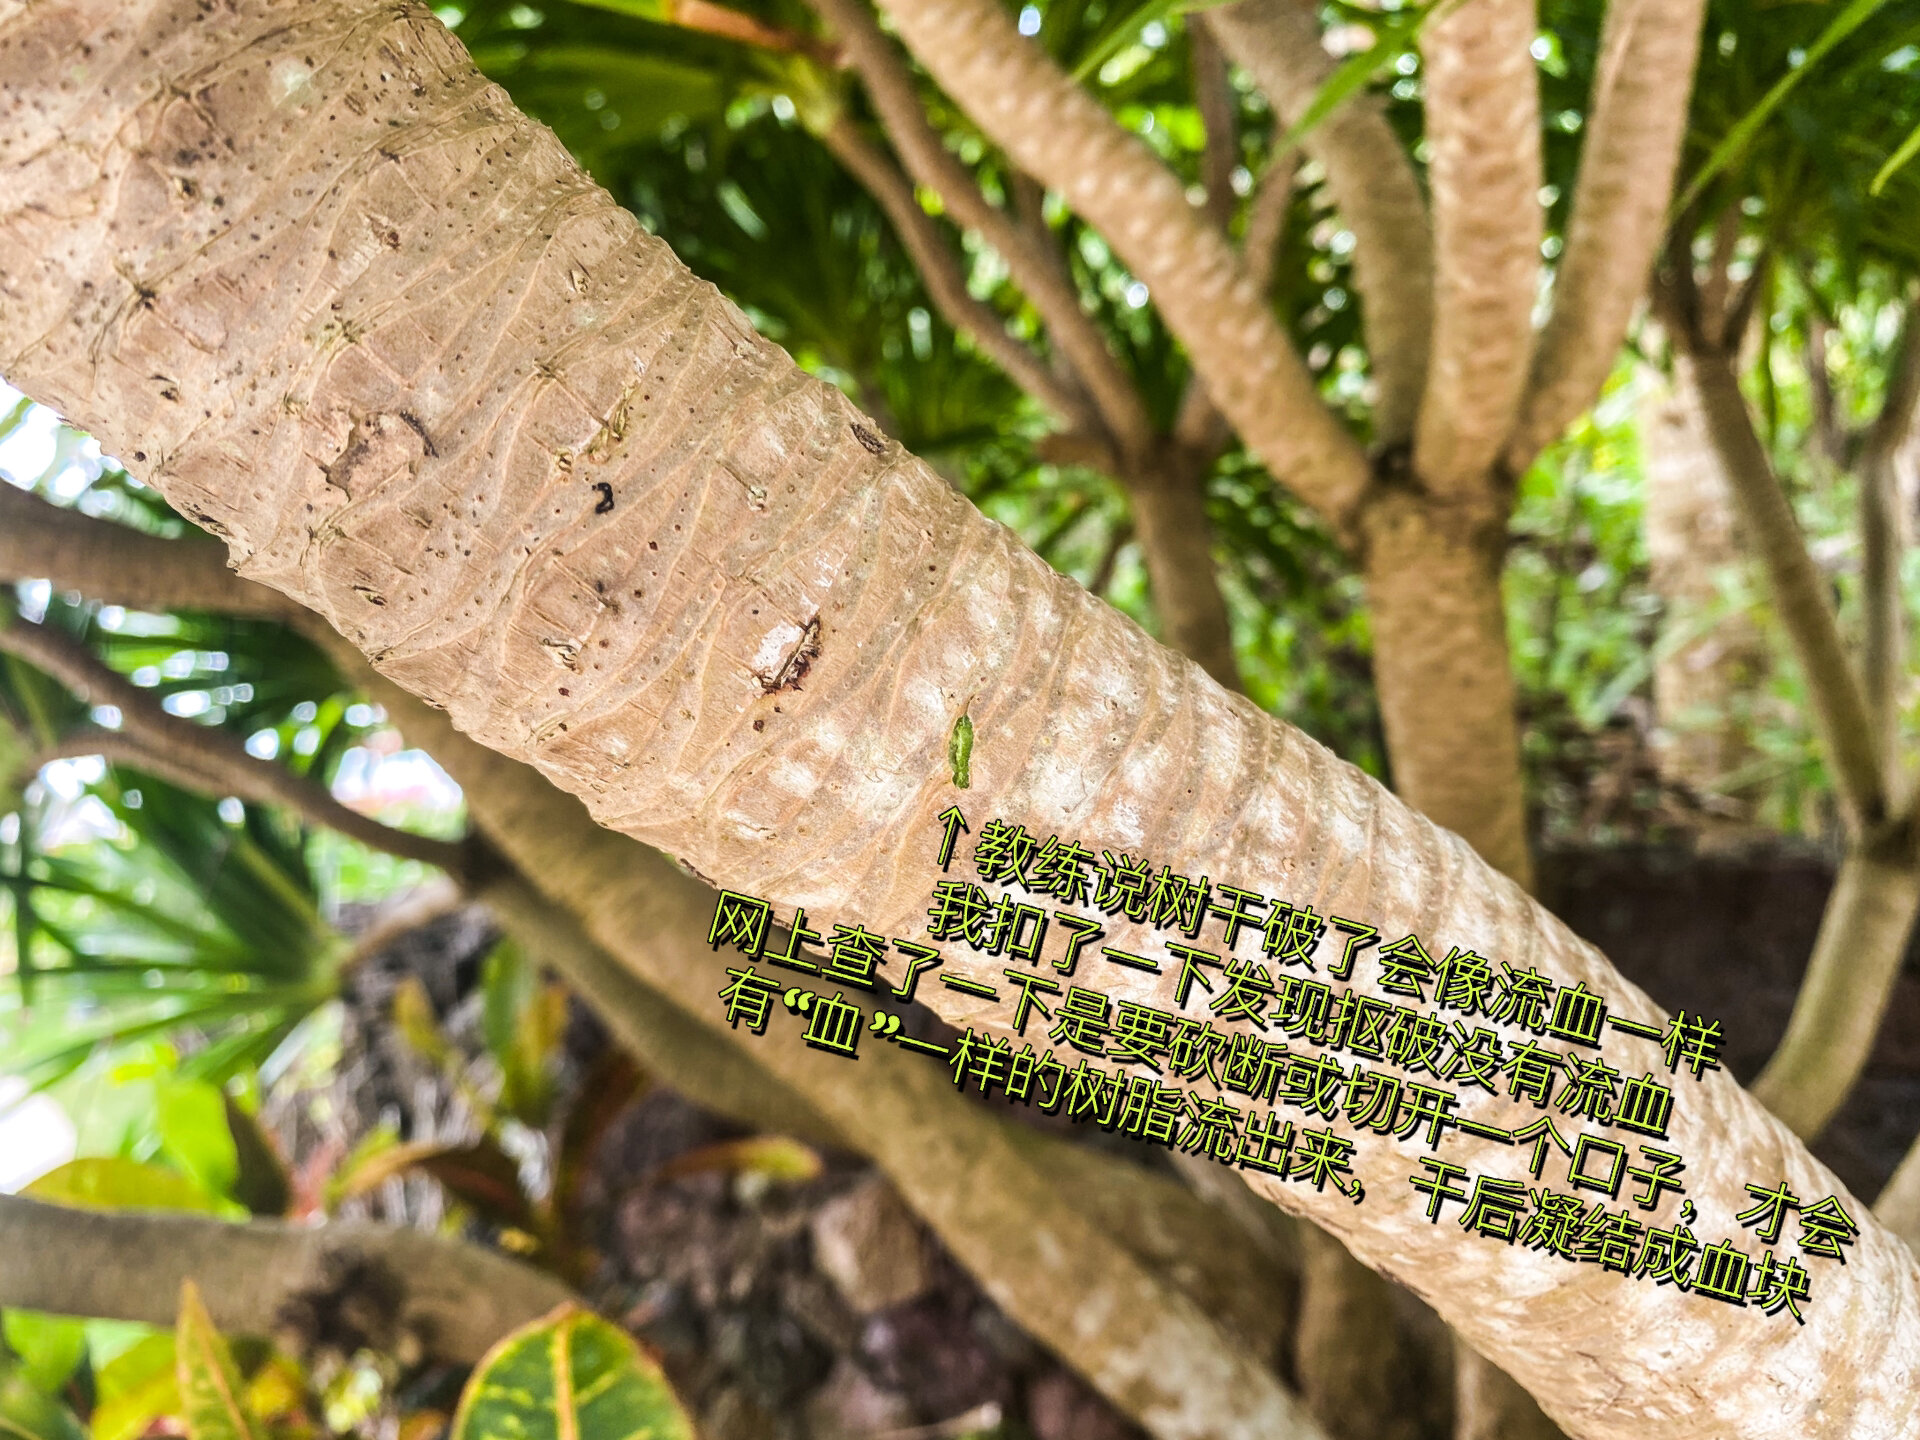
xmin=336 ymin=1137 xmax=537 ymax=1232
xmin=450 ymin=1307 xmax=693 ymax=1440
xmin=174 ymin=1284 xmax=258 ymax=1440
xmin=1675 ymin=0 xmax=1893 ymax=213
xmin=653 ymin=1137 xmax=823 ymax=1185
xmin=1872 ymin=116 xmax=1920 ymax=195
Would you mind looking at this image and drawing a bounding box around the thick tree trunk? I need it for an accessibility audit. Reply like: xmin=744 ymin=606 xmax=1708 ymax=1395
xmin=369 ymin=683 xmax=1324 ymax=1440
xmin=4 ymin=6 xmax=1919 ymax=1435
xmin=1641 ymin=368 xmax=1766 ymax=820
xmin=1359 ymin=488 xmax=1535 ymax=891
xmin=0 ymin=485 xmax=1307 ymax=1431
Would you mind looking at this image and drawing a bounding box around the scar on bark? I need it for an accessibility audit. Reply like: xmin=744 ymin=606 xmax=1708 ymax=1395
xmin=274 ymin=1252 xmax=421 ymax=1367
xmin=851 ymin=423 xmax=887 ymax=455
xmin=758 ymin=616 xmax=822 ymax=693
xmin=592 ymin=482 xmax=615 ymax=514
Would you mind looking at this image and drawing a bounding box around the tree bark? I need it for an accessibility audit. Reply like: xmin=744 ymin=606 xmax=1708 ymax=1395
xmin=1681 ymin=350 xmax=1889 ymax=828
xmin=0 ymin=488 xmax=1311 ymax=1439
xmin=1121 ymin=450 xmax=1241 ymax=692
xmin=1414 ymin=0 xmax=1543 ymax=496
xmin=866 ymin=0 xmax=1373 ymax=522
xmin=1506 ymin=0 xmax=1707 ymax=471
xmin=0 ymin=1195 xmax=573 ymax=1364
xmin=1206 ymin=0 xmax=1433 ymax=445
xmin=1750 ymin=844 xmax=1920 ymax=1140
xmin=4 ymin=6 xmax=1919 ymax=1434
xmin=1359 ymin=488 xmax=1535 ymax=892
xmin=1640 ymin=367 xmax=1765 ymax=817
xmin=366 ymin=678 xmax=1326 ymax=1440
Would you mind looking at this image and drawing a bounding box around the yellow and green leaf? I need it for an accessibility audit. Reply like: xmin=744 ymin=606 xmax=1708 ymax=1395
xmin=450 ymin=1307 xmax=692 ymax=1440
xmin=175 ymin=1283 xmax=259 ymax=1440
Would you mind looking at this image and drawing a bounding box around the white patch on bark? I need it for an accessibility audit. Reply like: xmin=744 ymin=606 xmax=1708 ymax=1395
xmin=269 ymin=58 xmax=314 ymax=107
xmin=751 ymin=620 xmax=805 ymax=679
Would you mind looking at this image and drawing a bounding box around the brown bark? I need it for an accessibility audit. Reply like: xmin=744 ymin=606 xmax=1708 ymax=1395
xmin=1359 ymin=489 xmax=1535 ymax=891
xmin=1750 ymin=844 xmax=1920 ymax=1139
xmin=1414 ymin=0 xmax=1543 ymax=496
xmin=1679 ymin=347 xmax=1889 ymax=828
xmin=1206 ymin=0 xmax=1433 ymax=445
xmin=1121 ymin=450 xmax=1241 ymax=692
xmin=1506 ymin=0 xmax=1707 ymax=470
xmin=0 ymin=1195 xmax=574 ymax=1364
xmin=1640 ymin=367 xmax=1766 ymax=814
xmin=864 ymin=0 xmax=1373 ymax=521
xmin=4 ymin=6 xmax=1919 ymax=1433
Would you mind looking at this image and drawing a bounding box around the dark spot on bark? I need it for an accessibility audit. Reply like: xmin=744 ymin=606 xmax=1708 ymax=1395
xmin=852 ymin=423 xmax=886 ymax=455
xmin=559 ymin=687 xmax=570 ymax=697
xmin=275 ymin=1252 xmax=410 ymax=1365
xmin=592 ymin=481 xmax=614 ymax=514
xmin=752 ymin=718 xmax=765 ymax=731
xmin=756 ymin=615 xmax=821 ymax=694
xmin=352 ymin=585 xmax=387 ymax=607
xmin=398 ymin=411 xmax=437 ymax=456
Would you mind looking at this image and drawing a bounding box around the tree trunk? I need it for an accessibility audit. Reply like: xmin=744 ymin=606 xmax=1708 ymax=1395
xmin=371 ymin=682 xmax=1325 ymax=1440
xmin=5 ymin=6 xmax=1920 ymax=1435
xmin=1751 ymin=844 xmax=1920 ymax=1140
xmin=1641 ymin=367 xmax=1766 ymax=824
xmin=1359 ymin=487 xmax=1535 ymax=891
xmin=1122 ymin=449 xmax=1242 ymax=693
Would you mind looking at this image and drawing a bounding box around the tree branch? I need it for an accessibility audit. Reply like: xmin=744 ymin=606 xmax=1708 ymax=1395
xmin=0 ymin=615 xmax=476 ymax=877
xmin=0 ymin=1195 xmax=574 ymax=1365
xmin=1506 ymin=0 xmax=1707 ymax=473
xmin=809 ymin=0 xmax=1155 ymax=459
xmin=1750 ymin=842 xmax=1920 ymax=1138
xmin=1413 ymin=0 xmax=1543 ymax=493
xmin=1205 ymin=0 xmax=1433 ymax=446
xmin=818 ymin=115 xmax=1098 ymax=431
xmin=1679 ymin=346 xmax=1892 ymax=828
xmin=0 ymin=484 xmax=299 ymax=622
xmin=861 ymin=0 xmax=1372 ymax=523
xmin=1189 ymin=16 xmax=1239 ymax=235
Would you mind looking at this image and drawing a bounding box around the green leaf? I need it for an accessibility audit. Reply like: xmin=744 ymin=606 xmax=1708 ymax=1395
xmin=0 ymin=1313 xmax=87 ymax=1395
xmin=157 ymin=1080 xmax=241 ymax=1202
xmin=1872 ymin=115 xmax=1920 ymax=195
xmin=89 ymin=1336 xmax=178 ymax=1440
xmin=1272 ymin=0 xmax=1462 ymax=160
xmin=24 ymin=1159 xmax=226 ymax=1215
xmin=0 ymin=1361 xmax=87 ymax=1440
xmin=1675 ymin=0 xmax=1894 ymax=213
xmin=450 ymin=1307 xmax=693 ymax=1440
xmin=481 ymin=941 xmax=566 ymax=1128
xmin=175 ymin=1284 xmax=258 ymax=1440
